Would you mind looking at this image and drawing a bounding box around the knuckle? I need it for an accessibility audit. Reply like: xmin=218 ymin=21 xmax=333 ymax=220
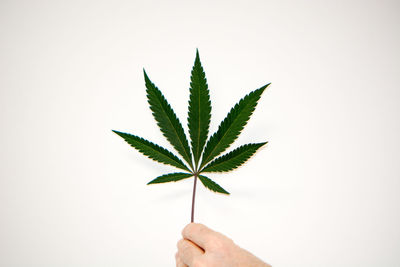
xmin=183 ymin=223 xmax=204 ymax=236
xmin=210 ymin=237 xmax=225 ymax=249
xmin=192 ymin=257 xmax=205 ymax=267
xmin=209 ymin=235 xmax=233 ymax=250
xmin=224 ymin=236 xmax=234 ymax=245
xmin=182 ymin=224 xmax=192 ymax=236
xmin=176 ymin=239 xmax=184 ymax=249
xmin=179 ymin=241 xmax=191 ymax=255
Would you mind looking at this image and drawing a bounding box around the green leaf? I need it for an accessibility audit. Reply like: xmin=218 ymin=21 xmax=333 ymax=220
xmin=144 ymin=70 xmax=193 ymax=170
xmin=201 ymin=142 xmax=267 ymax=172
xmin=188 ymin=49 xmax=211 ymax=167
xmin=112 ymin=130 xmax=190 ymax=172
xmin=198 ymin=175 xmax=229 ymax=194
xmin=200 ymin=84 xmax=270 ymax=169
xmin=147 ymin=172 xmax=193 ymax=184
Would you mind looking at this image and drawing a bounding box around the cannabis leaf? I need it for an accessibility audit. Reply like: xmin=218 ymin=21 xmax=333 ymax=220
xmin=112 ymin=130 xmax=190 ymax=172
xmin=113 ymin=49 xmax=270 ymax=222
xmin=144 ymin=70 xmax=193 ymax=170
xmin=198 ymin=175 xmax=230 ymax=194
xmin=188 ymin=50 xmax=211 ymax=169
xmin=147 ymin=173 xmax=193 ymax=185
xmin=199 ymin=85 xmax=269 ymax=169
xmin=201 ymin=142 xmax=267 ymax=173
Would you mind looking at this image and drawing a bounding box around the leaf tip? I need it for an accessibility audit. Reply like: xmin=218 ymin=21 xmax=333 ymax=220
xmin=216 ymin=188 xmax=230 ymax=195
xmin=143 ymin=68 xmax=150 ymax=81
xmin=261 ymin=83 xmax=271 ymax=91
xmin=253 ymin=83 xmax=271 ymax=98
xmin=195 ymin=48 xmax=201 ymax=63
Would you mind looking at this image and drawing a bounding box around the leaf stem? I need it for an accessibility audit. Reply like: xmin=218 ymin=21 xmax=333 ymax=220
xmin=191 ymin=173 xmax=198 ymax=223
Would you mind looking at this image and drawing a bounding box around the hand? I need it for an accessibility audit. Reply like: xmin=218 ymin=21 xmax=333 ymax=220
xmin=176 ymin=223 xmax=271 ymax=267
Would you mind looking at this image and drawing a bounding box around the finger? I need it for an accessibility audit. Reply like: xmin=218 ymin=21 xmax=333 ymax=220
xmin=182 ymin=223 xmax=221 ymax=250
xmin=177 ymin=238 xmax=204 ymax=266
xmin=175 ymin=252 xmax=188 ymax=267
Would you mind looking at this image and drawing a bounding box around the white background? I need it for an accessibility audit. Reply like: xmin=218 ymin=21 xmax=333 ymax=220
xmin=1 ymin=0 xmax=399 ymax=266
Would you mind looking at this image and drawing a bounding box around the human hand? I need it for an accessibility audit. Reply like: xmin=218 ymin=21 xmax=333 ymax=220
xmin=176 ymin=223 xmax=271 ymax=267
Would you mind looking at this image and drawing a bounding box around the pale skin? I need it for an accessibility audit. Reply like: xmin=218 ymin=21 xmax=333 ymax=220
xmin=176 ymin=223 xmax=271 ymax=267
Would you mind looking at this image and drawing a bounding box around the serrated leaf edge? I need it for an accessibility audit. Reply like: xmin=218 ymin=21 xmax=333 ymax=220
xmin=147 ymin=172 xmax=193 ymax=185
xmin=200 ymin=84 xmax=270 ymax=169
xmin=144 ymin=70 xmax=194 ymax=170
xmin=201 ymin=142 xmax=267 ymax=173
xmin=112 ymin=130 xmax=190 ymax=172
xmin=198 ymin=175 xmax=230 ymax=195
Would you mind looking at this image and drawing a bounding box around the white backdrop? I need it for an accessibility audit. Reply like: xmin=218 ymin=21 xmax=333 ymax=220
xmin=1 ymin=0 xmax=399 ymax=266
